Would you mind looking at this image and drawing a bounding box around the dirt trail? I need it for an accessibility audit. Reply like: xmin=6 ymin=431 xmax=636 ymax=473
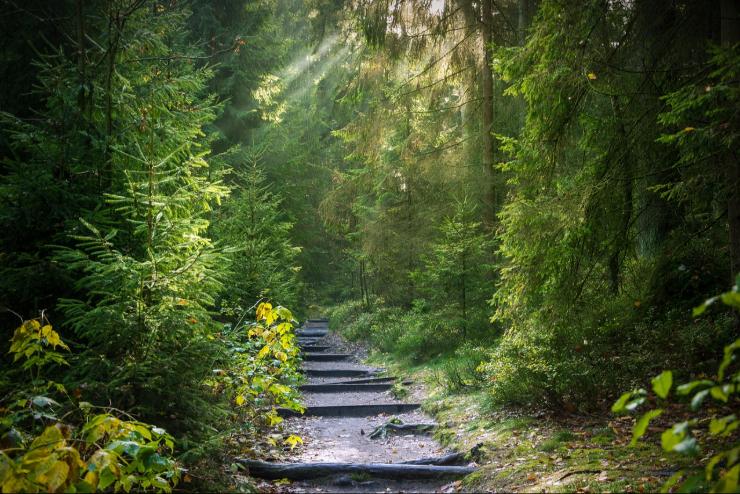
xmin=264 ymin=320 xmax=472 ymax=493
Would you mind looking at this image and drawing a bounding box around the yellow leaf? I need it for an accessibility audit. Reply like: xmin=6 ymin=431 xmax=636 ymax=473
xmin=44 ymin=460 xmax=70 ymax=491
xmin=84 ymin=470 xmax=99 ymax=488
xmin=683 ymin=126 xmax=695 ymax=132
xmin=280 ymin=335 xmax=293 ymax=350
xmin=256 ymin=302 xmax=272 ymax=321
xmin=256 ymin=345 xmax=271 ymax=359
xmin=235 ymin=395 xmax=246 ymax=406
xmin=276 ymin=351 xmax=288 ymax=362
xmin=283 ymin=435 xmax=303 ymax=450
xmin=587 ymin=72 xmax=597 ymax=80
xmin=265 ymin=310 xmax=277 ymax=326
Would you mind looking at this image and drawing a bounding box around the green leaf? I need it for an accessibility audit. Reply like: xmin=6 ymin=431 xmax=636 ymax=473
xmin=98 ymin=467 xmax=117 ymax=490
xmin=718 ymin=339 xmax=740 ymax=381
xmin=693 ymin=296 xmax=718 ymax=316
xmin=691 ymin=389 xmax=710 ymax=411
xmin=709 ymin=415 xmax=736 ymax=436
xmin=712 ymin=464 xmax=738 ymax=493
xmin=276 ymin=306 xmax=293 ymax=321
xmin=612 ymin=392 xmax=632 ymax=413
xmin=661 ymin=421 xmax=688 ymax=452
xmin=673 ymin=436 xmax=699 ymax=456
xmin=660 ymin=470 xmax=684 ymax=493
xmin=652 ymin=371 xmax=673 ymax=399
xmin=706 ymin=452 xmax=725 ymax=481
xmin=710 ymin=385 xmax=730 ymax=403
xmin=612 ymin=389 xmax=646 ymax=414
xmin=720 ymin=291 xmax=740 ymax=310
xmin=631 ymin=409 xmax=663 ymax=446
xmin=676 ymin=380 xmax=714 ymax=395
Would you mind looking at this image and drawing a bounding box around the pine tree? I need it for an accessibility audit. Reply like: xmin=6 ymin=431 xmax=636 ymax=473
xmin=213 ymin=149 xmax=302 ymax=312
xmin=412 ymin=199 xmax=495 ymax=339
xmin=41 ymin=3 xmax=232 ymax=441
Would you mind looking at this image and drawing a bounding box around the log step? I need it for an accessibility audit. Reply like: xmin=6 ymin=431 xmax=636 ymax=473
xmin=304 ymin=369 xmax=378 ymax=378
xmin=295 ymin=329 xmax=328 ymax=338
xmin=297 ymin=338 xmax=322 ymax=346
xmin=236 ymin=459 xmax=475 ymax=481
xmin=302 ymin=353 xmax=352 ymax=362
xmin=278 ymin=403 xmax=420 ymax=418
xmin=332 ymin=376 xmax=397 ymax=385
xmin=299 ymin=383 xmax=394 ymax=393
xmin=300 ymin=345 xmax=330 ymax=352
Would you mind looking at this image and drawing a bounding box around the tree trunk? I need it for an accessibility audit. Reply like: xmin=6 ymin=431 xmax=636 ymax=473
xmin=722 ymin=0 xmax=740 ymax=282
xmin=480 ymin=0 xmax=497 ymax=228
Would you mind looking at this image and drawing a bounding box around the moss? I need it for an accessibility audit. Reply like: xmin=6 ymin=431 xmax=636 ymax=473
xmin=354 ymin=344 xmax=701 ymax=493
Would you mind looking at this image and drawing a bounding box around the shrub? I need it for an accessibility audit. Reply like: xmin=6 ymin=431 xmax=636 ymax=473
xmin=0 ymin=317 xmax=180 ymax=493
xmin=613 ymin=279 xmax=740 ymax=493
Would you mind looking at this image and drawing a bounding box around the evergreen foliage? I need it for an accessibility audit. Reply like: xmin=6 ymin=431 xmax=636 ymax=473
xmin=213 ymin=150 xmax=302 ymax=312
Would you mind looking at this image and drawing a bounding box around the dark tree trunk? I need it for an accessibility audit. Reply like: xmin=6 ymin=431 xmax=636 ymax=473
xmin=722 ymin=0 xmax=740 ymax=282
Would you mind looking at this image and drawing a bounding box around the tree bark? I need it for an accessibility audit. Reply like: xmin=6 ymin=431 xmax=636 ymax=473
xmin=722 ymin=0 xmax=740 ymax=281
xmin=235 ymin=459 xmax=476 ymax=480
xmin=480 ymin=0 xmax=497 ymax=228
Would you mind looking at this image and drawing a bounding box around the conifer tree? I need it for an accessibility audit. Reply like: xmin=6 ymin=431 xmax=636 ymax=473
xmin=213 ymin=149 xmax=302 ymax=312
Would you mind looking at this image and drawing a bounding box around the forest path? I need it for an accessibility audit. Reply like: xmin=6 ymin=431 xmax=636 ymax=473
xmin=253 ymin=320 xmax=474 ymax=493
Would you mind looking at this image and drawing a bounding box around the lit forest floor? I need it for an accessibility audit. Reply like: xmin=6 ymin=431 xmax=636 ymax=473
xmin=370 ymin=358 xmax=707 ymax=493
xmin=248 ymin=323 xmax=704 ymax=493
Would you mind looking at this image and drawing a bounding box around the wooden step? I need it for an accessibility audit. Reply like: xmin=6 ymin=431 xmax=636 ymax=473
xmin=278 ymin=403 xmax=420 ymax=417
xmin=299 ymin=383 xmax=393 ymax=393
xmin=297 ymin=338 xmax=322 ymax=345
xmin=304 ymin=369 xmax=377 ymax=378
xmin=236 ymin=459 xmax=475 ymax=480
xmin=295 ymin=329 xmax=328 ymax=338
xmin=332 ymin=376 xmax=398 ymax=385
xmin=299 ymin=345 xmax=330 ymax=352
xmin=302 ymin=353 xmax=351 ymax=362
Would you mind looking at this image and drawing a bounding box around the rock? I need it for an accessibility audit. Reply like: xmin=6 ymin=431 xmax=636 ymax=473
xmin=333 ymin=475 xmax=354 ymax=486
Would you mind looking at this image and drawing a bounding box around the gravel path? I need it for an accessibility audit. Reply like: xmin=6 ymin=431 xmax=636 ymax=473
xmin=268 ymin=322 xmax=464 ymax=493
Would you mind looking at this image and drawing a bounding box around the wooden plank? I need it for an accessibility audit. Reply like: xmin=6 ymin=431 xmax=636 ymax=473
xmin=278 ymin=403 xmax=420 ymax=418
xmin=302 ymin=353 xmax=352 ymax=362
xmin=299 ymin=345 xmax=330 ymax=352
xmin=295 ymin=329 xmax=328 ymax=337
xmin=304 ymin=369 xmax=375 ymax=378
xmin=299 ymin=383 xmax=394 ymax=393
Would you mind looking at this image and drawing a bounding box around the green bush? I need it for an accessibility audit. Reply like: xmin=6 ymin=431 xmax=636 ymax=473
xmin=328 ymin=299 xmax=488 ymax=365
xmin=433 ymin=345 xmax=489 ymax=393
